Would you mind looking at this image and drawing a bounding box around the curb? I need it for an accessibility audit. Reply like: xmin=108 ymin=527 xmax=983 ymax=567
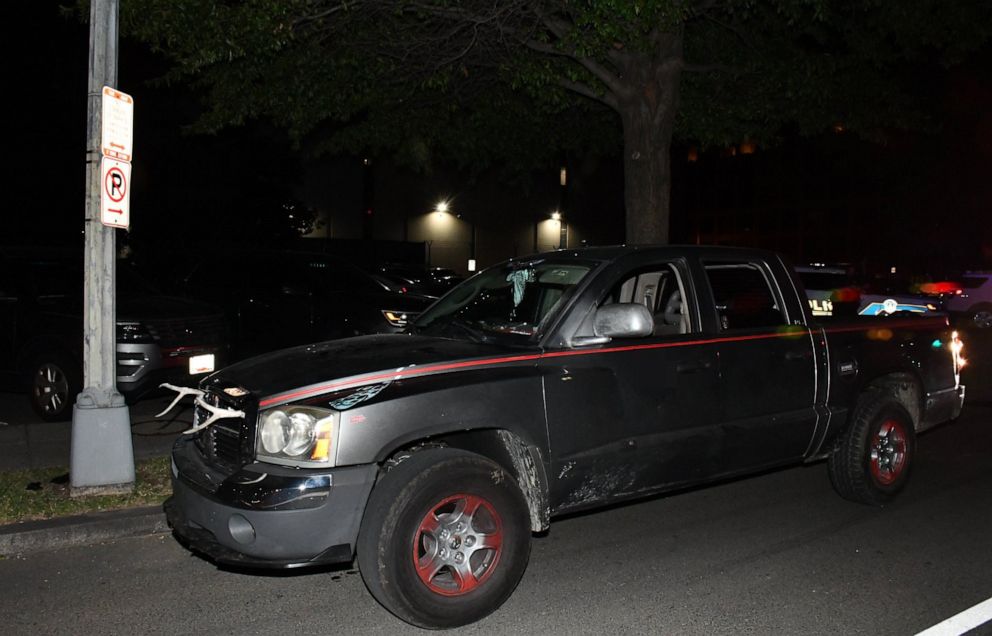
xmin=0 ymin=505 xmax=169 ymax=557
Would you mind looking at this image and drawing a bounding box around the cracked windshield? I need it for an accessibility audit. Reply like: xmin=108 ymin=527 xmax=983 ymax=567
xmin=412 ymin=260 xmax=594 ymax=344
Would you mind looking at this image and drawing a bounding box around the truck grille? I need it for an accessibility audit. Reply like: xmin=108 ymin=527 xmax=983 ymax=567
xmin=194 ymin=390 xmax=253 ymax=471
xmin=146 ymin=314 xmax=225 ymax=347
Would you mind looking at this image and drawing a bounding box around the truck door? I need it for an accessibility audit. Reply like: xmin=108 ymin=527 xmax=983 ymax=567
xmin=544 ymin=260 xmax=722 ymax=512
xmin=702 ymin=259 xmax=818 ymax=472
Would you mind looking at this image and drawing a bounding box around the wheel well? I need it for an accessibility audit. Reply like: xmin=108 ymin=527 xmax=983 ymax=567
xmin=16 ymin=340 xmax=81 ymax=388
xmin=380 ymin=428 xmax=550 ymax=533
xmin=864 ymin=373 xmax=923 ymax=429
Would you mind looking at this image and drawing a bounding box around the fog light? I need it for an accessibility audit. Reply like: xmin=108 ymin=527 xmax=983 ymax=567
xmin=228 ymin=514 xmax=256 ymax=545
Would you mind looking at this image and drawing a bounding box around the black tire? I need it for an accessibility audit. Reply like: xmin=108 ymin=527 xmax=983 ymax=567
xmin=28 ymin=352 xmax=81 ymax=422
xmin=357 ymin=448 xmax=531 ymax=629
xmin=971 ymin=305 xmax=992 ymax=329
xmin=828 ymin=391 xmax=916 ymax=505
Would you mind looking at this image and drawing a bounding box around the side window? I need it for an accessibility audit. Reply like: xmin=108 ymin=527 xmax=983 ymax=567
xmin=704 ymin=261 xmax=786 ymax=331
xmin=603 ymin=263 xmax=692 ymax=336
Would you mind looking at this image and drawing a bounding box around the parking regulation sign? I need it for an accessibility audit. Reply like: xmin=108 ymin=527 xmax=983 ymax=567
xmin=100 ymin=156 xmax=131 ymax=229
xmin=101 ymin=87 xmax=133 ymax=162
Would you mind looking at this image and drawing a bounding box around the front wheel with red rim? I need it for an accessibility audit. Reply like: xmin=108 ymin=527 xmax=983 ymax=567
xmin=828 ymin=390 xmax=916 ymax=505
xmin=358 ymin=449 xmax=531 ymax=629
xmin=413 ymin=493 xmax=504 ymax=596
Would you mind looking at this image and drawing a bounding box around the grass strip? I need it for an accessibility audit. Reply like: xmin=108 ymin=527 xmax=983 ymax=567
xmin=0 ymin=456 xmax=172 ymax=525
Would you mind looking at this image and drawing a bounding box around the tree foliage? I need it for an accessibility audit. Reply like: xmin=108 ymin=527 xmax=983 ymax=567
xmin=118 ymin=0 xmax=992 ymax=243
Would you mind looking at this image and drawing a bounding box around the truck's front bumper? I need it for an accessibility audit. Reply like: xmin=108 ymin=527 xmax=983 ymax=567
xmin=166 ymin=436 xmax=377 ymax=569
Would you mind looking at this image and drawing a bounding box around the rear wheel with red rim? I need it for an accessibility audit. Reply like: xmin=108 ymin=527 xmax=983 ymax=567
xmin=828 ymin=390 xmax=916 ymax=505
xmin=869 ymin=418 xmax=908 ymax=486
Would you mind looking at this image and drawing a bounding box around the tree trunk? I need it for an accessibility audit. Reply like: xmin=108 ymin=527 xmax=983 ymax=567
xmin=617 ymin=33 xmax=683 ymax=245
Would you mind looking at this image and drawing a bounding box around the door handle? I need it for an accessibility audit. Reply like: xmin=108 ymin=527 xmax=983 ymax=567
xmin=784 ymin=350 xmax=811 ymax=361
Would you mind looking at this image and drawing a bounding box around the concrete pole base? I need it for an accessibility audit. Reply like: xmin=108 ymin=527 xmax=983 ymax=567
xmin=70 ymin=483 xmax=135 ymax=498
xmin=70 ymin=388 xmax=135 ymax=495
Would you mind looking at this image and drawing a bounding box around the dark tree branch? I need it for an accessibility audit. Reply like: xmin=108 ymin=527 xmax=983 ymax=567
xmin=558 ymin=77 xmax=619 ymax=111
xmin=522 ymin=34 xmax=627 ymax=98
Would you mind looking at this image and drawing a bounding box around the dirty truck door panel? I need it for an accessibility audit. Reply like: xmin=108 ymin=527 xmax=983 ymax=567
xmin=702 ymin=259 xmax=818 ymax=472
xmin=545 ymin=259 xmax=721 ymax=512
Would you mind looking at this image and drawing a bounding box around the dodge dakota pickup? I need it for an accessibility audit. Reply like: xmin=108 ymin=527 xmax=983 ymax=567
xmin=160 ymin=246 xmax=966 ymax=629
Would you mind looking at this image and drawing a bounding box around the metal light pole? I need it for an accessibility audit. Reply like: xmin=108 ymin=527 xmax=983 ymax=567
xmin=558 ymin=163 xmax=568 ymax=249
xmin=71 ymin=0 xmax=135 ymax=496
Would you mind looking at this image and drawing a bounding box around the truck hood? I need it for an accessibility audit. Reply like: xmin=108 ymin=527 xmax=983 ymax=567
xmin=203 ymin=334 xmax=531 ymax=402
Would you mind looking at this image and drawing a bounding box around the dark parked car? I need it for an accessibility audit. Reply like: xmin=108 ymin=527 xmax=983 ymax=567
xmin=162 ymin=246 xmax=963 ymax=628
xmin=180 ymin=251 xmax=433 ymax=358
xmin=0 ymin=249 xmax=227 ymax=421
xmin=376 ymin=263 xmax=463 ymax=298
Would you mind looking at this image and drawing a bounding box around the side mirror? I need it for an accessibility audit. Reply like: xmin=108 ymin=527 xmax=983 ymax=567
xmin=572 ymin=303 xmax=654 ymax=347
xmin=595 ymin=303 xmax=654 ymax=338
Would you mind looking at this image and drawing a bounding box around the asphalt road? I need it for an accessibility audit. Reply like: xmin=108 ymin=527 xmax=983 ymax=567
xmin=2 ymin=398 xmax=990 ymax=635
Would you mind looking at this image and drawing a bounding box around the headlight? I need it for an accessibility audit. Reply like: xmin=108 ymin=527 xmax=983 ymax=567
xmin=255 ymin=406 xmax=338 ymax=467
xmin=382 ymin=310 xmax=410 ymax=327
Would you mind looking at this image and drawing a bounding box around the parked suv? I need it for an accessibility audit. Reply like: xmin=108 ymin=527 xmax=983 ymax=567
xmin=180 ymin=251 xmax=434 ymax=358
xmin=0 ymin=249 xmax=227 ymax=421
xmin=946 ymin=271 xmax=992 ymax=329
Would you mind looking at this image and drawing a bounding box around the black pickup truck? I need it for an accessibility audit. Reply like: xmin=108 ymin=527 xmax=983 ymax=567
xmin=161 ymin=246 xmax=965 ymax=629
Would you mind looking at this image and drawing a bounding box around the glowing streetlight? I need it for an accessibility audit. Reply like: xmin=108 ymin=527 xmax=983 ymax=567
xmin=435 ymin=200 xmax=450 ymax=216
xmin=551 ymin=210 xmax=562 ymax=222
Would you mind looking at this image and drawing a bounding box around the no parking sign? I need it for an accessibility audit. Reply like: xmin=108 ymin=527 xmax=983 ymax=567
xmin=100 ymin=87 xmax=133 ymax=229
xmin=100 ymin=156 xmax=130 ymax=229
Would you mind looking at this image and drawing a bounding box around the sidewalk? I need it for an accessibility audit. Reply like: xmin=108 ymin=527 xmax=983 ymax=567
xmin=0 ymin=392 xmax=192 ymax=471
xmin=0 ymin=391 xmax=192 ymax=556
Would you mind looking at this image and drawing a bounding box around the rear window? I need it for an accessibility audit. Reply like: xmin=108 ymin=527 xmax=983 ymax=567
xmin=705 ymin=262 xmax=788 ymax=331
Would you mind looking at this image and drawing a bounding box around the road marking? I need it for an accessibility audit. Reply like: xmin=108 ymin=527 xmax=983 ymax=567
xmin=915 ymin=596 xmax=992 ymax=636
